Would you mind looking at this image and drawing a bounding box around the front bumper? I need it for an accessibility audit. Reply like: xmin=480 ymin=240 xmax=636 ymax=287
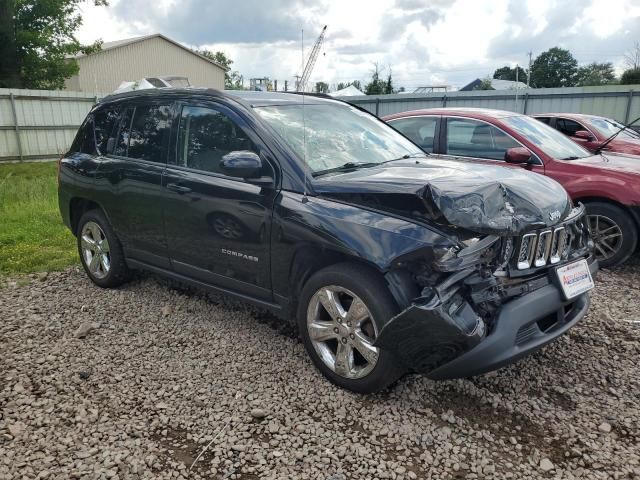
xmin=377 ymin=256 xmax=598 ymax=380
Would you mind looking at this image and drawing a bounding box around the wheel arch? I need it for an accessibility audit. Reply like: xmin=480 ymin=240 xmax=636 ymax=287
xmin=68 ymin=197 xmax=108 ymax=236
xmin=574 ymin=196 xmax=640 ymax=230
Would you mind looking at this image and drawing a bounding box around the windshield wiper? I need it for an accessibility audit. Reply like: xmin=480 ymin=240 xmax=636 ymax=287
xmin=561 ymin=156 xmax=580 ymax=160
xmin=595 ymin=115 xmax=640 ymax=154
xmin=378 ymin=152 xmax=429 ymax=165
xmin=312 ymin=161 xmax=380 ymax=177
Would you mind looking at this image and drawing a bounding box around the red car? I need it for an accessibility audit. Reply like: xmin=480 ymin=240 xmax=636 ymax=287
xmin=383 ymin=108 xmax=640 ymax=267
xmin=533 ymin=113 xmax=640 ymax=156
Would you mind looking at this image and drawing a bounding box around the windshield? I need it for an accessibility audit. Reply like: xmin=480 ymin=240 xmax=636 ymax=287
xmin=503 ymin=115 xmax=592 ymax=160
xmin=255 ymin=103 xmax=424 ymax=173
xmin=587 ymin=117 xmax=640 ymax=141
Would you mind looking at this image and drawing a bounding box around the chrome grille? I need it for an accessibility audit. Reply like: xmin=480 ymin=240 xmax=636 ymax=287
xmin=514 ymin=207 xmax=589 ymax=271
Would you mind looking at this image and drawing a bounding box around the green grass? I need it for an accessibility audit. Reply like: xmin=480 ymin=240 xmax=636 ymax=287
xmin=0 ymin=161 xmax=77 ymax=277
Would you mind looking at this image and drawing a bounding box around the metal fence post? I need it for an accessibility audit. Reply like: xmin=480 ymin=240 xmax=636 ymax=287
xmin=523 ymin=92 xmax=529 ymax=114
xmin=9 ymin=93 xmax=23 ymax=162
xmin=624 ymin=89 xmax=633 ymax=124
xmin=375 ymin=98 xmax=380 ymax=116
xmin=442 ymin=94 xmax=447 ymax=107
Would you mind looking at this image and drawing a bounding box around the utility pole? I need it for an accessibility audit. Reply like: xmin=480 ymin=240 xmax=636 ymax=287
xmin=527 ymin=51 xmax=533 ymax=88
xmin=284 ymin=80 xmax=288 ymax=92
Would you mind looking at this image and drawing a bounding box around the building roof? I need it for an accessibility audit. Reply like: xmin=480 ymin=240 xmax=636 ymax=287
xmin=74 ymin=33 xmax=228 ymax=71
xmin=330 ymin=85 xmax=365 ymax=97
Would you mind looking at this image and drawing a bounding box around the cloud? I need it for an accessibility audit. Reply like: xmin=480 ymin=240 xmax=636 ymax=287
xmin=112 ymin=0 xmax=328 ymax=45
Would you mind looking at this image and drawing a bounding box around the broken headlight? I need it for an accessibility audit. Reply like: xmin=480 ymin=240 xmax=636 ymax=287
xmin=432 ymin=235 xmax=501 ymax=272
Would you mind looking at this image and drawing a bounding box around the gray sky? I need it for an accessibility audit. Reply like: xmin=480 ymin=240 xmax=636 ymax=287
xmin=76 ymin=0 xmax=640 ymax=91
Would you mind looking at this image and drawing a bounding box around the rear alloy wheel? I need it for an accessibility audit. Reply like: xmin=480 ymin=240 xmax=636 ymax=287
xmin=77 ymin=209 xmax=130 ymax=288
xmin=298 ymin=263 xmax=404 ymax=393
xmin=585 ymin=202 xmax=638 ymax=268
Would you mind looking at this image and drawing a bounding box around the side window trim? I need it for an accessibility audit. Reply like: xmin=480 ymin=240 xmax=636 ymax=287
xmin=441 ymin=115 xmax=543 ymax=166
xmin=170 ymin=100 xmax=277 ymax=183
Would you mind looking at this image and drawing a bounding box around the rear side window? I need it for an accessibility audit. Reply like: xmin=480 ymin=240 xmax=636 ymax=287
xmin=93 ymin=107 xmax=120 ymax=155
xmin=389 ymin=116 xmax=437 ymax=153
xmin=70 ymin=118 xmax=95 ymax=154
xmin=115 ymin=104 xmax=172 ymax=162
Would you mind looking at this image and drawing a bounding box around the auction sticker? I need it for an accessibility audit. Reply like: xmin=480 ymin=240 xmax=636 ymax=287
xmin=556 ymin=259 xmax=594 ymax=299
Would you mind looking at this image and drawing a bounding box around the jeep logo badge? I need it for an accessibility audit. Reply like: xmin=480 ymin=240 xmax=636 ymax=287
xmin=549 ymin=210 xmax=561 ymax=222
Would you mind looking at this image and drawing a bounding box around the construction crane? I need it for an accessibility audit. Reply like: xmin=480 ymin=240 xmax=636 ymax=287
xmin=296 ymin=25 xmax=327 ymax=92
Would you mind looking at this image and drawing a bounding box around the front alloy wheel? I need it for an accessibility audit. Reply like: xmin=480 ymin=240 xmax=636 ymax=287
xmin=306 ymin=286 xmax=380 ymax=380
xmin=588 ymin=214 xmax=623 ymax=263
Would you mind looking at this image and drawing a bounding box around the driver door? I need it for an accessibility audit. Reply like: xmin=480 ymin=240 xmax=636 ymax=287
xmin=162 ymin=102 xmax=277 ymax=301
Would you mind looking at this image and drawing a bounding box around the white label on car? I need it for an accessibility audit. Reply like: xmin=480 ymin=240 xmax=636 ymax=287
xmin=556 ymin=259 xmax=594 ymax=299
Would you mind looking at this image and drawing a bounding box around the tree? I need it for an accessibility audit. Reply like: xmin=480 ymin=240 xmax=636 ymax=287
xmin=314 ymin=81 xmax=328 ymax=93
xmin=576 ymin=62 xmax=616 ymax=86
xmin=530 ymin=47 xmax=578 ymax=88
xmin=0 ymin=0 xmax=107 ymax=89
xmin=624 ymin=41 xmax=640 ymax=70
xmin=620 ymin=68 xmax=640 ymax=85
xmin=384 ymin=70 xmax=394 ymax=94
xmin=473 ymin=77 xmax=494 ymax=90
xmin=493 ymin=65 xmax=526 ymax=82
xmin=196 ymin=49 xmax=244 ymax=89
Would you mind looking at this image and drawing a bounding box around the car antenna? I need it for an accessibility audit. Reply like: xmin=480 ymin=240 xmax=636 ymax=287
xmin=594 ymin=115 xmax=640 ymax=154
xmin=301 ymin=28 xmax=309 ymax=203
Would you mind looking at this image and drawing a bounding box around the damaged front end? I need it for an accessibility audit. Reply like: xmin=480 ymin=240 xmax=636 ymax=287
xmin=376 ymin=204 xmax=595 ymax=376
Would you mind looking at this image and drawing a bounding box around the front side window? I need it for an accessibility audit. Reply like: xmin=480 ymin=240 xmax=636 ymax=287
xmin=502 ymin=115 xmax=591 ymax=160
xmin=445 ymin=118 xmax=520 ymax=160
xmin=114 ymin=104 xmax=172 ymax=162
xmin=389 ymin=116 xmax=437 ymax=153
xmin=556 ymin=118 xmax=585 ymax=137
xmin=254 ymin=103 xmax=423 ymax=174
xmin=535 ymin=116 xmax=551 ymax=125
xmin=177 ymin=105 xmax=259 ymax=174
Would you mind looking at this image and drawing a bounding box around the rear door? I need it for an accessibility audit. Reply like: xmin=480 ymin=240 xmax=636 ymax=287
xmin=95 ymin=101 xmax=174 ymax=268
xmin=440 ymin=116 xmax=545 ymax=174
xmin=162 ymin=101 xmax=277 ymax=301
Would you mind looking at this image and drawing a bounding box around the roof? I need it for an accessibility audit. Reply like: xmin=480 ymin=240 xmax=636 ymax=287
xmin=383 ymin=107 xmax=522 ymax=121
xmin=74 ymin=33 xmax=228 ymax=71
xmin=459 ymin=78 xmax=529 ymax=91
xmin=532 ymin=112 xmax=607 ymax=121
xmin=100 ymin=88 xmax=339 ymax=108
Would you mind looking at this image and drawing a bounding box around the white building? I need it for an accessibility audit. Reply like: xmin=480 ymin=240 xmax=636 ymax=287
xmin=65 ymin=34 xmax=227 ymax=93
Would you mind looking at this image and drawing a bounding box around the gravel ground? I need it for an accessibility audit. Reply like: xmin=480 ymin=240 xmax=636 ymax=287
xmin=1 ymin=257 xmax=639 ymax=480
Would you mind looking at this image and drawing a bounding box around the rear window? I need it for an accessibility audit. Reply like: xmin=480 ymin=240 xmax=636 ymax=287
xmin=114 ymin=104 xmax=172 ymax=162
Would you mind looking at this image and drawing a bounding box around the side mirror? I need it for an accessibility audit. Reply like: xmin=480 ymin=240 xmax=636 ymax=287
xmin=574 ymin=130 xmax=594 ymax=141
xmin=220 ymin=151 xmax=263 ymax=179
xmin=504 ymin=147 xmax=533 ymax=164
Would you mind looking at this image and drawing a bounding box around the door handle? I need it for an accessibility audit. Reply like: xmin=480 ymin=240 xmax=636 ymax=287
xmin=166 ymin=183 xmax=192 ymax=194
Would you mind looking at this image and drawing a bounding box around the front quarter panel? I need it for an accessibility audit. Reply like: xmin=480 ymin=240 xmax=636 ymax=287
xmin=271 ymin=191 xmax=454 ymax=303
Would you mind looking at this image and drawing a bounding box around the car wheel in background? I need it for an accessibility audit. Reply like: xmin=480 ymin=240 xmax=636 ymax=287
xmin=585 ymin=201 xmax=638 ymax=268
xmin=77 ymin=209 xmax=130 ymax=288
xmin=297 ymin=263 xmax=404 ymax=393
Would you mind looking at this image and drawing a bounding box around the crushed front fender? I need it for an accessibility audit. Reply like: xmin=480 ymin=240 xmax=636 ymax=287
xmin=373 ymin=292 xmax=486 ymax=373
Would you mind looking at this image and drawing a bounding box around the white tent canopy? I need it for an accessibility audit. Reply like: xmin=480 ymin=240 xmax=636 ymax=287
xmin=330 ymin=85 xmax=365 ymax=97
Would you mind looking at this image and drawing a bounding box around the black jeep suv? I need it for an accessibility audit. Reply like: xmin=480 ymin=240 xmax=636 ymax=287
xmin=59 ymin=89 xmax=597 ymax=393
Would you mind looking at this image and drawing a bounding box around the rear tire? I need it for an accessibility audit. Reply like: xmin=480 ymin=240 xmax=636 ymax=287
xmin=297 ymin=263 xmax=404 ymax=393
xmin=77 ymin=209 xmax=130 ymax=288
xmin=585 ymin=201 xmax=637 ymax=268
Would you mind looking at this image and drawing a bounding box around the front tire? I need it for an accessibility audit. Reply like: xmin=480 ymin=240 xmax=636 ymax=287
xmin=297 ymin=263 xmax=404 ymax=393
xmin=585 ymin=202 xmax=637 ymax=268
xmin=77 ymin=209 xmax=130 ymax=288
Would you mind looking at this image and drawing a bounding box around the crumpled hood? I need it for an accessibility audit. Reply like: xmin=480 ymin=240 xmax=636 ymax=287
xmin=314 ymin=158 xmax=571 ymax=235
